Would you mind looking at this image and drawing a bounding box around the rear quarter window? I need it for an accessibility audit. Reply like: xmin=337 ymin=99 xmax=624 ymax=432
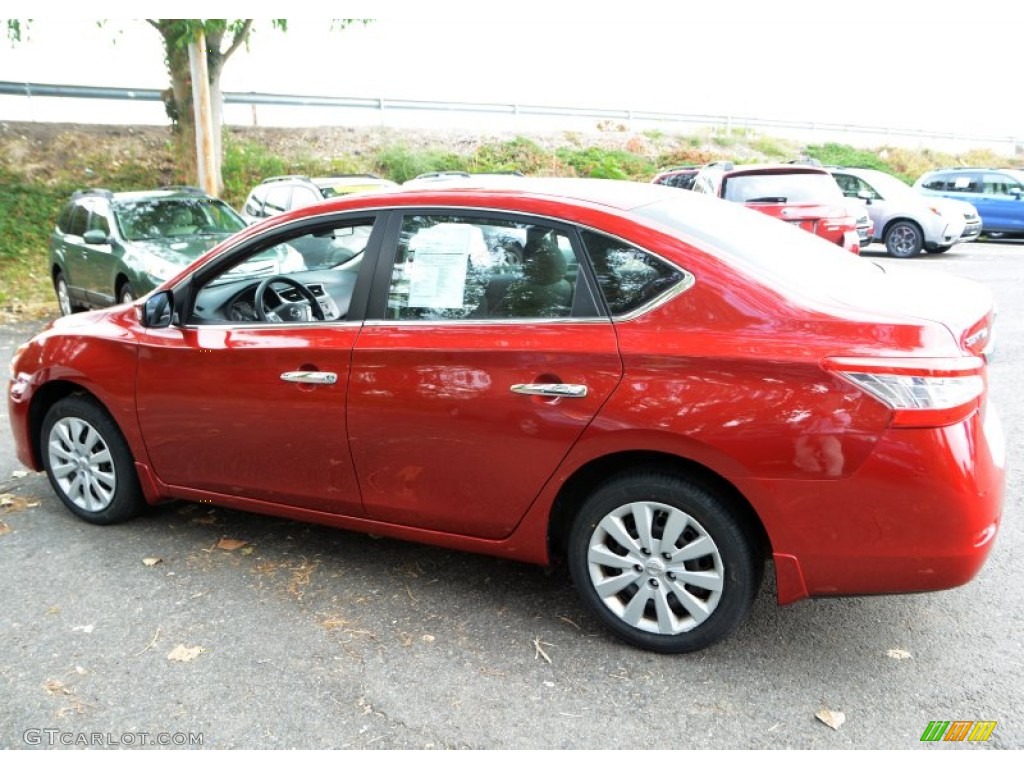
xmin=580 ymin=230 xmax=684 ymax=316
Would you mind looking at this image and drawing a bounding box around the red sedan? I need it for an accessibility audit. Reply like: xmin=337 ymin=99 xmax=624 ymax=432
xmin=7 ymin=179 xmax=1004 ymax=653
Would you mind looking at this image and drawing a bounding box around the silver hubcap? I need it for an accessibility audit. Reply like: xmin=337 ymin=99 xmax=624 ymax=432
xmin=47 ymin=417 xmax=117 ymax=512
xmin=587 ymin=501 xmax=724 ymax=635
xmin=56 ymin=278 xmax=71 ymax=315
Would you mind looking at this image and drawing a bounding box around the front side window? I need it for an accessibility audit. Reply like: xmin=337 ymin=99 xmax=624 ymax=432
xmin=66 ymin=204 xmax=89 ymax=237
xmin=190 ymin=218 xmax=375 ymax=325
xmin=386 ymin=214 xmax=576 ymax=321
xmin=581 ymin=230 xmax=684 ymax=315
xmin=834 ymin=174 xmax=877 ymax=200
xmin=982 ymin=173 xmax=1024 ymax=195
xmin=290 ymin=186 xmax=320 ymax=210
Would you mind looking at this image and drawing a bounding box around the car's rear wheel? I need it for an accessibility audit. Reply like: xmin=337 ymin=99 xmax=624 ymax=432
xmin=884 ymin=221 xmax=924 ymax=258
xmin=924 ymin=244 xmax=952 ymax=254
xmin=41 ymin=395 xmax=143 ymax=525
xmin=567 ymin=471 xmax=762 ymax=653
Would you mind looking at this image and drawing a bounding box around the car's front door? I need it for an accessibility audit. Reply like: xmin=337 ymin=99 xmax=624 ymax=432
xmin=135 ymin=216 xmax=380 ymax=514
xmin=980 ymin=172 xmax=1024 ymax=233
xmin=348 ymin=211 xmax=623 ymax=539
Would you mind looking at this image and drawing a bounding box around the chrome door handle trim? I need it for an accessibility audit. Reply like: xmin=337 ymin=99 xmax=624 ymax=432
xmin=510 ymin=383 xmax=588 ymax=398
xmin=280 ymin=371 xmax=338 ymax=385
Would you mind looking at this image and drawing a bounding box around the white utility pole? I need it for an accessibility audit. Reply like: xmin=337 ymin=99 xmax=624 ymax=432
xmin=188 ymin=27 xmax=219 ymax=196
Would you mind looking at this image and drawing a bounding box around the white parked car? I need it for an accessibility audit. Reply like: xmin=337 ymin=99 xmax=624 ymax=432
xmin=828 ymin=167 xmax=981 ymax=257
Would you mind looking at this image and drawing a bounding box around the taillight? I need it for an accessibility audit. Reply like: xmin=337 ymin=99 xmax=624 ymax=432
xmin=823 ymin=356 xmax=985 ymax=428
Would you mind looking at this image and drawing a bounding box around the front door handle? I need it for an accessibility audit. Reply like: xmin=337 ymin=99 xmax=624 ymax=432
xmin=280 ymin=371 xmax=338 ymax=385
xmin=510 ymin=383 xmax=588 ymax=398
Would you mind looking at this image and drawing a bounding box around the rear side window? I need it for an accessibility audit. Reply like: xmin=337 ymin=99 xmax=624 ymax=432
xmin=290 ymin=186 xmax=320 ymax=210
xmin=385 ymin=214 xmax=578 ymax=321
xmin=580 ymin=230 xmax=684 ymax=316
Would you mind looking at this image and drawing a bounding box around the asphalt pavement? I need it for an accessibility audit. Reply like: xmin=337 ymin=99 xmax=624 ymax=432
xmin=1 ymin=240 xmax=1021 ymax=749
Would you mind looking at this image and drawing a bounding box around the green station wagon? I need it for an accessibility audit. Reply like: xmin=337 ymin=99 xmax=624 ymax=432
xmin=49 ymin=187 xmax=253 ymax=314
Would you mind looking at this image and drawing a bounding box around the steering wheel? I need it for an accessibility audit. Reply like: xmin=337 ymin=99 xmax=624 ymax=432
xmin=253 ymin=276 xmax=326 ymax=323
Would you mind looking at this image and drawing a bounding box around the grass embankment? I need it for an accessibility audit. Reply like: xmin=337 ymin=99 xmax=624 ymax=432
xmin=0 ymin=126 xmax=1014 ymax=319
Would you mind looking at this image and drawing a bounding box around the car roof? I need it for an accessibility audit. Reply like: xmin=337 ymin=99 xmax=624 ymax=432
xmin=257 ymin=177 xmax=683 ymax=221
xmin=72 ymin=187 xmax=219 ymax=203
xmin=721 ymin=163 xmax=829 ymax=176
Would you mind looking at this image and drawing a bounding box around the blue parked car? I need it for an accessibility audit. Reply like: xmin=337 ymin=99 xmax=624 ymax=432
xmin=914 ymin=167 xmax=1024 ymax=237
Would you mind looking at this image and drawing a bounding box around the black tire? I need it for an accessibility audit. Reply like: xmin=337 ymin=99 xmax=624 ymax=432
xmin=117 ymin=282 xmax=136 ymax=304
xmin=40 ymin=395 xmax=144 ymax=525
xmin=924 ymin=244 xmax=952 ymax=254
xmin=54 ymin=271 xmax=81 ymax=316
xmin=884 ymin=221 xmax=924 ymax=258
xmin=567 ymin=471 xmax=762 ymax=653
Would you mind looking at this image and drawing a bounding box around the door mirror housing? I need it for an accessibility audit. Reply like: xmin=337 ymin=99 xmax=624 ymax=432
xmin=141 ymin=291 xmax=173 ymax=328
xmin=83 ymin=230 xmax=109 ymax=245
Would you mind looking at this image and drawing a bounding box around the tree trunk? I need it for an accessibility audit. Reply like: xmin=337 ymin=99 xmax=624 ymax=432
xmin=157 ymin=21 xmax=225 ymax=194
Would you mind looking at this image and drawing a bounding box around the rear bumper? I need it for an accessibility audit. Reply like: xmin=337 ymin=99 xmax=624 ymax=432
xmin=766 ymin=402 xmax=1004 ymax=604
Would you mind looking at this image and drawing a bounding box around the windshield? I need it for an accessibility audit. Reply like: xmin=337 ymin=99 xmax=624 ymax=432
xmin=723 ymin=172 xmax=843 ymax=204
xmin=115 ymin=198 xmax=246 ymax=241
xmin=633 ymin=193 xmax=881 ymax=299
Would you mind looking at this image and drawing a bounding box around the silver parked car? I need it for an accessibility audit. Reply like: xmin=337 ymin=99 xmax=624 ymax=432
xmin=829 ymin=167 xmax=981 ymax=257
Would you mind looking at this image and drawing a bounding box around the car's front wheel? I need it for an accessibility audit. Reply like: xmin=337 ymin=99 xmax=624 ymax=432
xmin=567 ymin=471 xmax=762 ymax=653
xmin=118 ymin=282 xmax=136 ymax=304
xmin=884 ymin=221 xmax=924 ymax=258
xmin=41 ymin=395 xmax=144 ymax=525
xmin=54 ymin=272 xmax=80 ymax=316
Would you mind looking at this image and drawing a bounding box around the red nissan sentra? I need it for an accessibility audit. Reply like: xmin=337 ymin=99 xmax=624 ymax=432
xmin=7 ymin=178 xmax=1004 ymax=653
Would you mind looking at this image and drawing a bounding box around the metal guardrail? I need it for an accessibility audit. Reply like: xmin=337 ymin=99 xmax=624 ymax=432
xmin=1 ymin=80 xmax=1019 ymax=151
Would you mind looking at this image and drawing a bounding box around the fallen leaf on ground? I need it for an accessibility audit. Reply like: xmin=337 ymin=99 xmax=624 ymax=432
xmin=422 ymin=634 xmax=435 ymax=643
xmin=142 ymin=557 xmax=162 ymax=567
xmin=0 ymin=521 xmax=10 ymax=536
xmin=887 ymin=648 xmax=913 ymax=660
xmin=44 ymin=679 xmax=72 ymax=696
xmin=167 ymin=644 xmax=205 ymax=662
xmin=11 ymin=470 xmax=30 ymax=478
xmin=216 ymin=537 xmax=247 ymax=551
xmin=816 ymin=709 xmax=846 ymax=730
xmin=0 ymin=494 xmax=14 ymax=507
xmin=71 ymin=624 xmax=94 ymax=634
xmin=192 ymin=514 xmax=217 ymax=525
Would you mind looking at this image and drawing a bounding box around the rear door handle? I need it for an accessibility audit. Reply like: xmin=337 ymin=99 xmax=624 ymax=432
xmin=510 ymin=383 xmax=588 ymax=398
xmin=280 ymin=371 xmax=338 ymax=385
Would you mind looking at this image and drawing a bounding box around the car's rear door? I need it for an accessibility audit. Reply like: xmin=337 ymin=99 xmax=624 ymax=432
xmin=348 ymin=210 xmax=622 ymax=539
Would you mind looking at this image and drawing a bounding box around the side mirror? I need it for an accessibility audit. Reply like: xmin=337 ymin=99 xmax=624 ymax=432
xmin=83 ymin=230 xmax=109 ymax=245
xmin=1008 ymin=187 xmax=1023 ymax=199
xmin=141 ymin=291 xmax=173 ymax=328
xmin=856 ymin=190 xmax=873 ymax=204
